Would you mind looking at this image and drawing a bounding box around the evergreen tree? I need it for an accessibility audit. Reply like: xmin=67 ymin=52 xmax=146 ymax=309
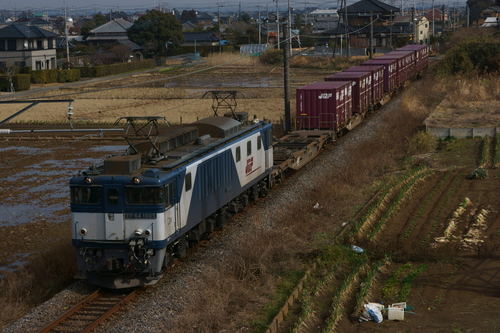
xmin=128 ymin=9 xmax=184 ymax=58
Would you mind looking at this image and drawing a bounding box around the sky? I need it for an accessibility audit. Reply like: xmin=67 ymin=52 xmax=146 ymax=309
xmin=6 ymin=0 xmax=467 ymax=16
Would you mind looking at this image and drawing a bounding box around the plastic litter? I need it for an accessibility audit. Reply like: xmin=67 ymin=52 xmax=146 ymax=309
xmin=313 ymin=202 xmax=320 ymax=209
xmin=364 ymin=303 xmax=383 ymax=323
xmin=342 ymin=222 xmax=349 ymax=227
xmin=388 ymin=302 xmax=406 ymax=321
xmin=351 ymin=245 xmax=364 ymax=253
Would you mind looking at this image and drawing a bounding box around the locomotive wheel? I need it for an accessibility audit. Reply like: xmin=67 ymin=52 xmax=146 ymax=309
xmin=215 ymin=208 xmax=227 ymax=230
xmin=174 ymin=237 xmax=188 ymax=258
xmin=259 ymin=180 xmax=269 ymax=198
xmin=250 ymin=184 xmax=260 ymax=201
xmin=164 ymin=251 xmax=175 ymax=267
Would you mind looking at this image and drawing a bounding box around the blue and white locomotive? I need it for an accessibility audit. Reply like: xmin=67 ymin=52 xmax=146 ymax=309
xmin=70 ymin=113 xmax=274 ymax=288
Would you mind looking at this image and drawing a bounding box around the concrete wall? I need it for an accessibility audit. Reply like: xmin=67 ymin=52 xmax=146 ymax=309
xmin=426 ymin=126 xmax=500 ymax=139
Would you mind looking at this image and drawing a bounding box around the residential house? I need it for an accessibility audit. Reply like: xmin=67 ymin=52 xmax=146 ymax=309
xmin=0 ymin=23 xmax=59 ymax=69
xmin=15 ymin=17 xmax=52 ymax=31
xmin=182 ymin=21 xmax=198 ymax=31
xmin=93 ymin=39 xmax=144 ymax=64
xmin=393 ymin=15 xmax=429 ymax=44
xmin=424 ymin=8 xmax=448 ymax=23
xmin=106 ymin=11 xmax=130 ymax=21
xmin=328 ymin=0 xmax=400 ymax=48
xmin=182 ymin=32 xmax=220 ymax=46
xmin=346 ymin=0 xmax=400 ymax=26
xmin=263 ymin=12 xmax=281 ymax=44
xmin=482 ymin=17 xmax=500 ymax=27
xmin=180 ymin=10 xmax=214 ymax=25
xmin=481 ymin=6 xmax=500 ymax=19
xmin=86 ymin=18 xmax=132 ymax=46
xmin=308 ymin=9 xmax=339 ymax=31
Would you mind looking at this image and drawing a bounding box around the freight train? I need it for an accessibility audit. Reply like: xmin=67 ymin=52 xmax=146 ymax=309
xmin=70 ymin=44 xmax=429 ymax=288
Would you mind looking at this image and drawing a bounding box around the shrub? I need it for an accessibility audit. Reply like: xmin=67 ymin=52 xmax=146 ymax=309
xmin=12 ymin=74 xmax=30 ymax=91
xmin=436 ymin=38 xmax=500 ymax=76
xmin=406 ymin=131 xmax=438 ymax=155
xmin=467 ymin=167 xmax=488 ymax=179
xmin=0 ymin=74 xmax=30 ymax=91
xmin=78 ymin=60 xmax=155 ymax=78
xmin=259 ymin=49 xmax=283 ymax=65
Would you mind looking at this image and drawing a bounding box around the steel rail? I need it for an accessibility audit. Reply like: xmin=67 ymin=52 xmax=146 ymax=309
xmin=37 ymin=287 xmax=141 ymax=333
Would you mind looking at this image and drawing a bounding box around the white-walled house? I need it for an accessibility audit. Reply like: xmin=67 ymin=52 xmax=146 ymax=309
xmin=0 ymin=23 xmax=59 ymax=70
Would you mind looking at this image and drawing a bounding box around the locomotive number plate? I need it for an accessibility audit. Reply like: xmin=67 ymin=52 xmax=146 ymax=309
xmin=125 ymin=213 xmax=157 ymax=219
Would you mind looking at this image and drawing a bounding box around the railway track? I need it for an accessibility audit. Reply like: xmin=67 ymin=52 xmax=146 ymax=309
xmin=37 ymin=287 xmax=142 ymax=333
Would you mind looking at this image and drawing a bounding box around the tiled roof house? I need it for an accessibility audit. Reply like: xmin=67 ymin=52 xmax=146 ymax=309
xmin=0 ymin=23 xmax=59 ymax=69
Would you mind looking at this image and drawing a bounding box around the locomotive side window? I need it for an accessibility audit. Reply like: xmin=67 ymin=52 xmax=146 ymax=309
xmin=126 ymin=187 xmax=164 ymax=205
xmin=164 ymin=183 xmax=173 ymax=207
xmin=257 ymin=135 xmax=262 ymax=150
xmin=185 ymin=173 xmax=192 ymax=192
xmin=108 ymin=188 xmax=119 ymax=206
xmin=268 ymin=128 xmax=273 ymax=147
xmin=247 ymin=141 xmax=252 ymax=156
xmin=71 ymin=186 xmax=102 ymax=204
xmin=236 ymin=147 xmax=241 ymax=162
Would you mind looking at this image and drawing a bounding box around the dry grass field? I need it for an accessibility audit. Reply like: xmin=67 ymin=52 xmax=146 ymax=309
xmin=1 ymin=53 xmax=367 ymax=126
xmin=424 ymin=75 xmax=500 ymax=128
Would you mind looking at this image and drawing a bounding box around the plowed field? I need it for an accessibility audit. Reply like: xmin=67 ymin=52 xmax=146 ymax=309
xmin=275 ymin=137 xmax=500 ymax=333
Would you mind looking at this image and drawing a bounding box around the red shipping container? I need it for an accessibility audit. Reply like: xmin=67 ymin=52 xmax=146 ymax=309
xmin=296 ymin=81 xmax=353 ymax=131
xmin=325 ymin=71 xmax=371 ymax=113
xmin=344 ymin=65 xmax=384 ymax=102
xmin=361 ymin=58 xmax=397 ymax=93
xmin=397 ymin=45 xmax=429 ymax=71
xmin=377 ymin=51 xmax=415 ymax=83
xmin=387 ymin=50 xmax=417 ymax=78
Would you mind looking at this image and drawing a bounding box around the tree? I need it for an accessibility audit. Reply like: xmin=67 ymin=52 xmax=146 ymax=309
xmin=128 ymin=9 xmax=184 ymax=58
xmin=467 ymin=0 xmax=494 ymax=24
xmin=93 ymin=13 xmax=107 ymax=26
xmin=240 ymin=13 xmax=252 ymax=24
xmin=81 ymin=13 xmax=108 ymax=39
xmin=81 ymin=21 xmax=96 ymax=39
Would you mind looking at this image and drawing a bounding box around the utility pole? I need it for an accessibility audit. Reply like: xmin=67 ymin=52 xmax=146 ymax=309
xmin=369 ymin=12 xmax=373 ymax=58
xmin=432 ymin=0 xmax=435 ymax=37
xmin=390 ymin=10 xmax=393 ymax=49
xmin=63 ymin=2 xmax=70 ymax=67
xmin=266 ymin=4 xmax=269 ymax=44
xmin=345 ymin=0 xmax=349 ymax=57
xmin=275 ymin=0 xmax=280 ymax=49
xmin=218 ymin=2 xmax=222 ymax=53
xmin=441 ymin=4 xmax=445 ymax=47
xmin=412 ymin=7 xmax=415 ymax=45
xmin=333 ymin=0 xmax=343 ymax=57
xmin=288 ymin=0 xmax=292 ymax=56
xmin=283 ymin=15 xmax=291 ymax=134
xmin=257 ymin=4 xmax=262 ymax=44
xmin=466 ymin=3 xmax=469 ymax=27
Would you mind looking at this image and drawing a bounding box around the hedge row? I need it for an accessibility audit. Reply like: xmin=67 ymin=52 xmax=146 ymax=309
xmin=30 ymin=69 xmax=81 ymax=84
xmin=0 ymin=60 xmax=155 ymax=91
xmin=79 ymin=59 xmax=155 ymax=78
xmin=0 ymin=74 xmax=30 ymax=91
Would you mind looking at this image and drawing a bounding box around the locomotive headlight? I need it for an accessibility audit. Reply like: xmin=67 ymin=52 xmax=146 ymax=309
xmin=144 ymin=229 xmax=151 ymax=237
xmin=133 ymin=177 xmax=141 ymax=184
xmin=79 ymin=228 xmax=88 ymax=235
xmin=134 ymin=228 xmax=143 ymax=236
xmin=84 ymin=177 xmax=92 ymax=184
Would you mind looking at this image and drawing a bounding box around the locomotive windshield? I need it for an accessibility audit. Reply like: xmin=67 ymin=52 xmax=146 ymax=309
xmin=71 ymin=186 xmax=102 ymax=204
xmin=125 ymin=184 xmax=172 ymax=206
